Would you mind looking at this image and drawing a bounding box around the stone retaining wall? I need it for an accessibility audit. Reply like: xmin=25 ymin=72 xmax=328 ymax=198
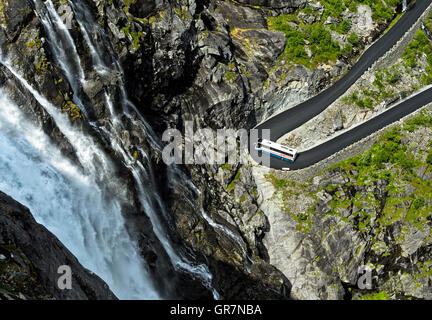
xmin=276 ymin=102 xmax=432 ymax=182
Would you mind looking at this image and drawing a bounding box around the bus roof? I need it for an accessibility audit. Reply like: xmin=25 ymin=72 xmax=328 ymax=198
xmin=260 ymin=139 xmax=297 ymax=154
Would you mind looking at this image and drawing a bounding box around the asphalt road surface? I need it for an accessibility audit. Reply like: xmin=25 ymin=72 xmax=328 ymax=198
xmin=253 ymin=0 xmax=432 ymax=170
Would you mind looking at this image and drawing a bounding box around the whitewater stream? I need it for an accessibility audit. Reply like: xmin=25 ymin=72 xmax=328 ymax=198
xmin=0 ymin=0 xmax=218 ymax=299
xmin=0 ymin=90 xmax=159 ymax=299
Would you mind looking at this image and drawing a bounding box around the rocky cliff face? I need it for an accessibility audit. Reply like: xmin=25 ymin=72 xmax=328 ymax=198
xmin=0 ymin=0 xmax=413 ymax=300
xmin=0 ymin=191 xmax=116 ymax=300
xmin=253 ymin=107 xmax=432 ymax=299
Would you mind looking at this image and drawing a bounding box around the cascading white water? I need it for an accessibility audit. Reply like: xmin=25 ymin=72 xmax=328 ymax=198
xmin=403 ymin=0 xmax=408 ymax=12
xmin=0 ymin=89 xmax=160 ymax=299
xmin=61 ymin=0 xmax=220 ymax=297
xmin=201 ymin=210 xmax=246 ymax=247
xmin=0 ymin=0 xmax=219 ymax=299
xmin=31 ymin=0 xmax=90 ymax=118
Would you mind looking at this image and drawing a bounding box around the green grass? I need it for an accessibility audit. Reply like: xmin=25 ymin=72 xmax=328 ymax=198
xmin=359 ymin=290 xmax=390 ymax=300
xmin=327 ymin=110 xmax=432 ymax=233
xmin=322 ymin=0 xmax=399 ymax=22
xmin=343 ymin=90 xmax=374 ymax=109
xmin=267 ymin=17 xmax=342 ymax=68
xmin=267 ymin=0 xmax=400 ymax=68
xmin=225 ymin=70 xmax=237 ymax=82
xmin=347 ymin=32 xmax=359 ymax=46
xmin=265 ymin=174 xmax=313 ymax=233
xmin=227 ymin=169 xmax=241 ymax=191
xmin=221 ymin=163 xmax=231 ymax=171
xmin=403 ymin=23 xmax=432 ymax=85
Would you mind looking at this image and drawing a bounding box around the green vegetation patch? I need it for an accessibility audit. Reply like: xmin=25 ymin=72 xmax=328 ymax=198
xmin=403 ymin=27 xmax=432 ymax=84
xmin=267 ymin=0 xmax=400 ymax=68
xmin=62 ymin=100 xmax=82 ymax=120
xmin=262 ymin=104 xmax=432 ymax=298
xmin=227 ymin=168 xmax=241 ymax=191
xmin=359 ymin=290 xmax=390 ymax=300
xmin=266 ymin=174 xmax=314 ymax=233
xmin=328 ymin=110 xmax=432 ymax=234
xmin=267 ymin=15 xmax=342 ymax=68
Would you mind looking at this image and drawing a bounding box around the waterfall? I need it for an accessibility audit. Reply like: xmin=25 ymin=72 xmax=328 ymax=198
xmin=0 ymin=0 xmax=219 ymax=299
xmin=403 ymin=0 xmax=408 ymax=12
xmin=0 ymin=89 xmax=159 ymax=299
xmin=202 ymin=210 xmax=245 ymax=246
xmin=30 ymin=0 xmax=90 ymax=120
xmin=63 ymin=0 xmax=219 ymax=298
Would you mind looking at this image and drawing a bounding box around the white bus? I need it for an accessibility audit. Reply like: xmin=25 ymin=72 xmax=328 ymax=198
xmin=255 ymin=138 xmax=298 ymax=162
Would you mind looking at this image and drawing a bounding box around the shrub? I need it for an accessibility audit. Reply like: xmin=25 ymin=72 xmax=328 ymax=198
xmin=342 ymin=43 xmax=353 ymax=56
xmin=337 ymin=19 xmax=351 ymax=34
xmin=348 ymin=32 xmax=359 ymax=46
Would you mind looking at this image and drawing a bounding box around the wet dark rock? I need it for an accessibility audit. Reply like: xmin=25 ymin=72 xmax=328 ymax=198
xmin=1 ymin=0 xmax=35 ymax=41
xmin=218 ymin=1 xmax=267 ymax=29
xmin=234 ymin=0 xmax=307 ymax=10
xmin=0 ymin=191 xmax=117 ymax=300
xmin=129 ymin=0 xmax=160 ymax=18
